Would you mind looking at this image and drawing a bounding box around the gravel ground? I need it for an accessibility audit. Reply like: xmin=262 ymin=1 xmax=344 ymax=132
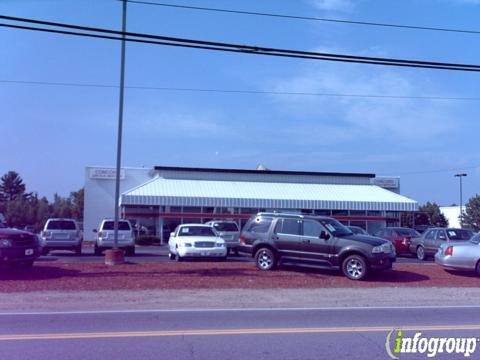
xmin=0 ymin=261 xmax=479 ymax=293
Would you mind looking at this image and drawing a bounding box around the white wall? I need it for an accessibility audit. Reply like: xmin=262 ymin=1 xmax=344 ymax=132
xmin=83 ymin=167 xmax=153 ymax=241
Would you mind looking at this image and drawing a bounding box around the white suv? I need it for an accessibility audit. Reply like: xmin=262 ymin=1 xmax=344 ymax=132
xmin=94 ymin=219 xmax=135 ymax=256
xmin=41 ymin=218 xmax=83 ymax=255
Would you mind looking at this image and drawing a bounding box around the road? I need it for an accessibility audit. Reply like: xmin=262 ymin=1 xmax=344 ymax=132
xmin=1 ymin=306 xmax=480 ymax=359
xmin=38 ymin=245 xmax=430 ymax=264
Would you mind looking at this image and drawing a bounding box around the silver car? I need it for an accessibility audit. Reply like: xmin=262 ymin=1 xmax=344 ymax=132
xmin=40 ymin=218 xmax=83 ymax=255
xmin=205 ymin=220 xmax=240 ymax=255
xmin=435 ymin=233 xmax=480 ymax=275
xmin=409 ymin=227 xmax=474 ymax=261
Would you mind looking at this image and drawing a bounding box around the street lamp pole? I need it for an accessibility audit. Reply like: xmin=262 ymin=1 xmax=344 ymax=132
xmin=454 ymin=173 xmax=467 ymax=228
xmin=113 ymin=0 xmax=127 ymax=252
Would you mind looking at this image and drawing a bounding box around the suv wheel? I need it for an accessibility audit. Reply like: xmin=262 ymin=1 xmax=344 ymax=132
xmin=476 ymin=261 xmax=480 ymax=276
xmin=126 ymin=246 xmax=135 ymax=256
xmin=169 ymin=252 xmax=176 ymax=260
xmin=255 ymin=248 xmax=277 ymax=271
xmin=94 ymin=244 xmax=102 ymax=256
xmin=416 ymin=246 xmax=426 ymax=261
xmin=75 ymin=244 xmax=82 ymax=255
xmin=342 ymin=254 xmax=368 ymax=280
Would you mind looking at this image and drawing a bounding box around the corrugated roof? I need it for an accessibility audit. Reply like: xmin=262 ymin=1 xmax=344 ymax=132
xmin=121 ymin=178 xmax=417 ymax=211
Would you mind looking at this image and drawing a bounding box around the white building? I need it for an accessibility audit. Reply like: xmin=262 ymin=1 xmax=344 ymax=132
xmin=440 ymin=206 xmax=463 ymax=228
xmin=84 ymin=166 xmax=417 ymax=242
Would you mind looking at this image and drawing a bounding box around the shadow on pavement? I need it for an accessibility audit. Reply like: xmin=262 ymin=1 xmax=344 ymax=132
xmin=0 ymin=265 xmax=81 ymax=281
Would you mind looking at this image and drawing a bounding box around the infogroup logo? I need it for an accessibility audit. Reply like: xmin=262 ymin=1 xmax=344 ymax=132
xmin=385 ymin=329 xmax=478 ymax=359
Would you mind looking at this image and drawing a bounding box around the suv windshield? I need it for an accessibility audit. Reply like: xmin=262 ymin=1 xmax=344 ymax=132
xmin=178 ymin=226 xmax=215 ymax=237
xmin=213 ymin=222 xmax=239 ymax=232
xmin=47 ymin=220 xmax=76 ymax=230
xmin=447 ymin=229 xmax=474 ymax=240
xmin=319 ymin=218 xmax=353 ymax=237
xmin=102 ymin=221 xmax=131 ymax=231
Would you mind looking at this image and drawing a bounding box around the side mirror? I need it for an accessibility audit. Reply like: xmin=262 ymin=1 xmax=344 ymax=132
xmin=170 ymin=232 xmax=175 ymax=238
xmin=320 ymin=231 xmax=330 ymax=240
xmin=93 ymin=229 xmax=98 ymax=233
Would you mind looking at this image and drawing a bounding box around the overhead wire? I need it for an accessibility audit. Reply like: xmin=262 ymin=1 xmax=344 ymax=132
xmin=1 ymin=15 xmax=480 ymax=72
xmin=123 ymin=0 xmax=480 ymax=35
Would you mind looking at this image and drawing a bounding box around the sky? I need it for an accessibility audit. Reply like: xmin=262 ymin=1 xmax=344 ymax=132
xmin=0 ymin=0 xmax=479 ymax=205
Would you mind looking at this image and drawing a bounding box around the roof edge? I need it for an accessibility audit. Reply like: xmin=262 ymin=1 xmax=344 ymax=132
xmin=153 ymin=166 xmax=375 ymax=178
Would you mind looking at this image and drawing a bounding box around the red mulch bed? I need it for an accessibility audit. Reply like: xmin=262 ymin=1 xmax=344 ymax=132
xmin=0 ymin=262 xmax=479 ymax=293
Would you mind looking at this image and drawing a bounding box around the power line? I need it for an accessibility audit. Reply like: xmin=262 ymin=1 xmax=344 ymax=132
xmin=124 ymin=0 xmax=480 ymax=35
xmin=398 ymin=165 xmax=480 ymax=176
xmin=2 ymin=79 xmax=480 ymax=102
xmin=1 ymin=15 xmax=480 ymax=72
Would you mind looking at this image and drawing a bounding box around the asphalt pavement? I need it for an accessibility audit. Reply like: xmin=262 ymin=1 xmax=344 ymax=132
xmin=1 ymin=306 xmax=480 ymax=359
xmin=37 ymin=245 xmax=430 ymax=264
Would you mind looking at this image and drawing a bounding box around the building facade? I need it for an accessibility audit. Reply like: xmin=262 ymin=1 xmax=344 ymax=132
xmin=84 ymin=166 xmax=417 ymax=242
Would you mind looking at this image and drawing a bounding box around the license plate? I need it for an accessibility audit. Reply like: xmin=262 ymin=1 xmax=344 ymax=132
xmin=25 ymin=249 xmax=34 ymax=256
xmin=201 ymin=252 xmax=208 ymax=256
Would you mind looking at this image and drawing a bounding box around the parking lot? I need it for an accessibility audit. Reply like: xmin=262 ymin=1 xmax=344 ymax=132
xmin=37 ymin=244 xmax=431 ymax=265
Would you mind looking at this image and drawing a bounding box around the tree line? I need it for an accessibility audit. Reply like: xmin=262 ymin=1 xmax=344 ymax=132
xmin=0 ymin=171 xmax=83 ymax=232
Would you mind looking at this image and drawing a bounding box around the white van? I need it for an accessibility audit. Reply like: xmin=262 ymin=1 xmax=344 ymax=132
xmin=94 ymin=219 xmax=135 ymax=256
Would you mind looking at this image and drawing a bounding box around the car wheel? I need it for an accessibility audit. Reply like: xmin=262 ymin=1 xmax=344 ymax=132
xmin=342 ymin=254 xmax=368 ymax=280
xmin=416 ymin=246 xmax=426 ymax=261
xmin=126 ymin=246 xmax=135 ymax=256
xmin=255 ymin=248 xmax=277 ymax=271
xmin=476 ymin=261 xmax=480 ymax=276
xmin=94 ymin=244 xmax=102 ymax=256
xmin=169 ymin=252 xmax=176 ymax=260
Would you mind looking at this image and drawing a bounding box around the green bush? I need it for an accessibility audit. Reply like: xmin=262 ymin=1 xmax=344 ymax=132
xmin=135 ymin=235 xmax=161 ymax=245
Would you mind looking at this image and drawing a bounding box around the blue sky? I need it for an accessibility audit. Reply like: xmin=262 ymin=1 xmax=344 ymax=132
xmin=1 ymin=0 xmax=479 ymax=205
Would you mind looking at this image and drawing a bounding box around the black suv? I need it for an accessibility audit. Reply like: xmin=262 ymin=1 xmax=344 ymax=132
xmin=238 ymin=213 xmax=396 ymax=280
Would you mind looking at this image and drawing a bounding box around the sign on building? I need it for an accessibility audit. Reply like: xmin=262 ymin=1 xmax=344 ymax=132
xmin=89 ymin=168 xmax=126 ymax=180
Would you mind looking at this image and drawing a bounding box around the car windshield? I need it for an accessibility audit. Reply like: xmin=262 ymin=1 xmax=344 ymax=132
xmin=319 ymin=218 xmax=353 ymax=237
xmin=46 ymin=220 xmax=76 ymax=230
xmin=213 ymin=222 xmax=239 ymax=232
xmin=396 ymin=229 xmax=420 ymax=237
xmin=179 ymin=226 xmax=215 ymax=237
xmin=447 ymin=229 xmax=474 ymax=240
xmin=102 ymin=221 xmax=131 ymax=231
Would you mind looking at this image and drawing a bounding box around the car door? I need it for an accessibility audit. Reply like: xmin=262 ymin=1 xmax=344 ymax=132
xmin=422 ymin=229 xmax=437 ymax=253
xmin=299 ymin=219 xmax=332 ymax=266
xmin=272 ymin=218 xmax=303 ymax=260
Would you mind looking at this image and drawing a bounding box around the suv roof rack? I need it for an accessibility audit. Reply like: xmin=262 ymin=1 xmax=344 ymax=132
xmin=257 ymin=212 xmax=305 ymax=218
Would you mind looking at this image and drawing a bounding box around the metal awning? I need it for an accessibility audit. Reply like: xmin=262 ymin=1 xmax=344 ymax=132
xmin=120 ymin=177 xmax=417 ymax=211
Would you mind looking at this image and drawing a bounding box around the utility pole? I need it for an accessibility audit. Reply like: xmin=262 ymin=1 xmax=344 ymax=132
xmin=106 ymin=0 xmax=127 ymax=265
xmin=454 ymin=173 xmax=467 ymax=228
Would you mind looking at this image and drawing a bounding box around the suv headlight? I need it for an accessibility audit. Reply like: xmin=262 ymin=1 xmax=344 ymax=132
xmin=216 ymin=242 xmax=225 ymax=247
xmin=181 ymin=242 xmax=192 ymax=247
xmin=0 ymin=239 xmax=12 ymax=248
xmin=372 ymin=243 xmax=392 ymax=254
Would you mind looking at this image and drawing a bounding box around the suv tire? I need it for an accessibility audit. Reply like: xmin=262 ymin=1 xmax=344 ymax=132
xmin=94 ymin=244 xmax=102 ymax=256
xmin=255 ymin=247 xmax=277 ymax=271
xmin=169 ymin=252 xmax=176 ymax=260
xmin=342 ymin=254 xmax=368 ymax=280
xmin=476 ymin=261 xmax=480 ymax=276
xmin=75 ymin=244 xmax=82 ymax=255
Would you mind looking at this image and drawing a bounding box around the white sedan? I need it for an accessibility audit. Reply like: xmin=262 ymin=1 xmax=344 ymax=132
xmin=168 ymin=224 xmax=227 ymax=261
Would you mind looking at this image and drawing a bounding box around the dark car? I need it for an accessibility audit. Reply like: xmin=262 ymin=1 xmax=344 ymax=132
xmin=375 ymin=227 xmax=420 ymax=256
xmin=238 ymin=212 xmax=395 ymax=280
xmin=0 ymin=228 xmax=40 ymax=268
xmin=409 ymin=227 xmax=475 ymax=261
